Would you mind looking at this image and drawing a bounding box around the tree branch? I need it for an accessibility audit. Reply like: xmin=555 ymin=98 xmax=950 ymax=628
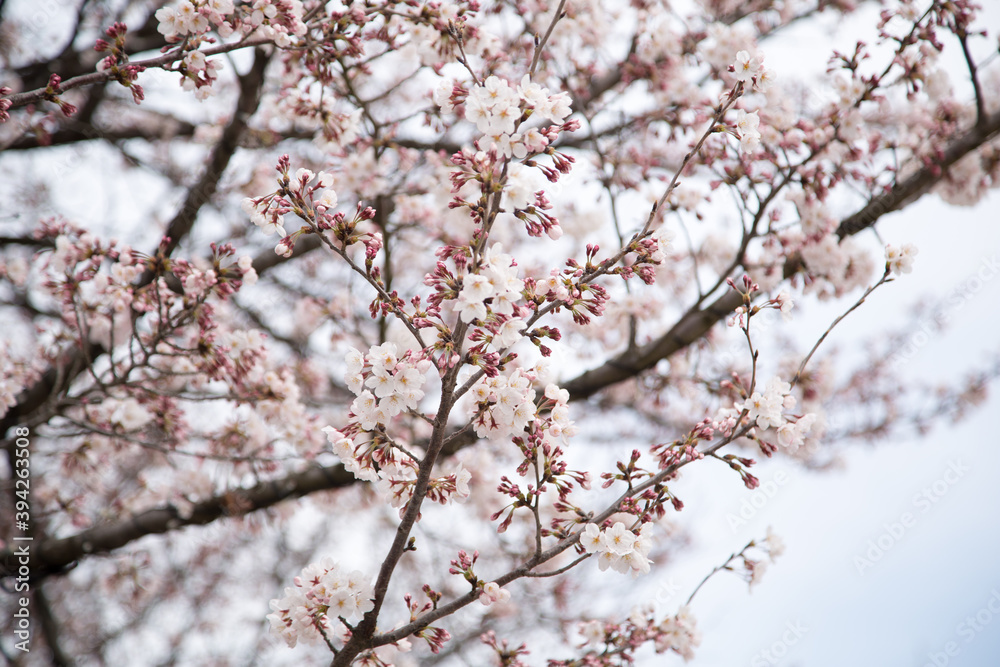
xmin=0 ymin=462 xmax=355 ymax=580
xmin=10 ymin=5 xmax=162 ymax=91
xmin=5 ymin=113 xmax=199 ymax=151
xmin=147 ymin=46 xmax=272 ymax=264
xmin=33 ymin=583 xmax=73 ymax=667
xmin=3 ymin=37 xmax=273 ymax=112
xmin=836 ymin=109 xmax=1000 ymax=239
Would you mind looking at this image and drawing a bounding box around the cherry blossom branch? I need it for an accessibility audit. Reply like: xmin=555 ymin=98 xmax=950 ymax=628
xmin=0 ymin=199 xmax=949 ymax=589
xmin=364 ymin=417 xmax=749 ymax=652
xmin=956 ymin=29 xmax=986 ymax=124
xmin=333 ymin=362 xmax=466 ymax=665
xmin=6 ymin=10 xmax=999 ymax=665
xmin=836 ymin=108 xmax=1000 ymax=238
xmin=792 ymin=268 xmax=893 ymax=386
xmin=10 ymin=9 xmax=989 ymax=468
xmin=372 ymin=530 xmax=586 ymax=648
xmin=144 ymin=46 xmax=271 ymax=268
xmin=1 ymin=47 xmax=272 ymax=448
xmin=1 ymin=239 xmax=296 ymax=456
xmin=1 ymin=36 xmax=273 ymax=112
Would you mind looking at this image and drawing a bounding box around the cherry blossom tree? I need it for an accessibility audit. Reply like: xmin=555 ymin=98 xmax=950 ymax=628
xmin=1 ymin=0 xmax=998 ymax=664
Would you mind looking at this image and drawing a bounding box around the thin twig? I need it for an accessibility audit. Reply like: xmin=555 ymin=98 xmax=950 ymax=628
xmin=529 ymin=0 xmax=568 ymax=78
xmin=793 ymin=269 xmax=892 ymax=386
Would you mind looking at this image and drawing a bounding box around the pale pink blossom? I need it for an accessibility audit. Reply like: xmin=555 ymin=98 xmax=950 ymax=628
xmin=479 ymin=581 xmax=511 ymax=606
xmin=885 ymin=243 xmax=918 ymax=275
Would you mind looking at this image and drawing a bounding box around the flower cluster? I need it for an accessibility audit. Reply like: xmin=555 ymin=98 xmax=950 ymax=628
xmin=344 ymin=342 xmax=428 ymax=430
xmin=479 ymin=581 xmax=511 ymax=606
xmin=541 ymin=384 xmax=577 ymax=442
xmin=92 ymin=22 xmax=146 ymax=104
xmin=735 ymin=109 xmax=761 ymax=153
xmin=776 ymin=412 xmax=817 ymax=450
xmin=772 ymin=291 xmax=794 ymax=320
xmin=742 ymin=377 xmax=795 ymax=430
xmin=243 ymin=168 xmax=337 ymax=238
xmin=242 ymin=196 xmax=286 ymax=238
xmin=153 ymin=1 xmax=308 ymax=99
xmin=469 ymin=368 xmax=537 ymax=440
xmin=180 ymin=50 xmax=224 ymax=99
xmin=156 ymin=0 xmax=225 ymax=37
xmin=267 ymin=558 xmax=375 ymax=648
xmin=88 ymin=396 xmax=154 ymax=432
xmin=242 ymin=159 xmax=373 ymax=260
xmin=885 ymin=243 xmax=918 ymax=275
xmin=799 ymin=235 xmax=875 ymax=298
xmin=649 ymin=225 xmax=675 ymax=264
xmin=734 ymin=528 xmax=786 ymax=590
xmin=580 ymin=522 xmax=653 ymax=576
xmin=574 ymin=604 xmax=702 ymax=663
xmin=324 ymin=426 xmax=470 ymax=509
xmin=457 ymin=243 xmax=524 ymax=324
xmin=731 ymin=49 xmax=774 ymax=91
xmin=242 ymin=0 xmax=308 ymax=46
xmin=728 ymin=49 xmax=772 ymax=153
xmin=718 ymin=376 xmax=816 ymax=451
xmin=653 ymin=605 xmax=702 ymax=659
xmin=156 ymin=0 xmax=305 ymax=46
xmin=325 ymin=341 xmax=474 ymax=511
xmin=461 ymin=75 xmax=572 ymax=159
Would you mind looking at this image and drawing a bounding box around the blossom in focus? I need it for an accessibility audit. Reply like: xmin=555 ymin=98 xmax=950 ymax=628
xmin=743 ymin=376 xmax=793 ymax=430
xmin=579 ymin=521 xmax=652 ymax=576
xmin=464 ymin=74 xmax=572 ymax=161
xmin=469 ymin=369 xmax=536 ymax=440
xmin=267 ymin=558 xmax=374 ymax=648
xmin=479 ymin=581 xmax=511 ymax=606
xmin=732 ymin=50 xmax=761 ymax=83
xmin=735 ymin=109 xmax=761 ymax=152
